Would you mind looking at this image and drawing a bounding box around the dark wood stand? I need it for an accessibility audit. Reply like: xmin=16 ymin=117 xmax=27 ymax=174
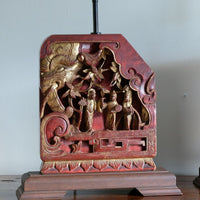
xmin=193 ymin=167 xmax=200 ymax=188
xmin=16 ymin=168 xmax=182 ymax=199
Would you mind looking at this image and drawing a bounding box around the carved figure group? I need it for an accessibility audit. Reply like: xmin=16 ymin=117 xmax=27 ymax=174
xmin=78 ymin=85 xmax=138 ymax=132
xmin=40 ymin=45 xmax=149 ymax=134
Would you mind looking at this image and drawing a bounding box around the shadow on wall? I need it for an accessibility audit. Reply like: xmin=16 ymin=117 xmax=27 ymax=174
xmin=154 ymin=59 xmax=200 ymax=175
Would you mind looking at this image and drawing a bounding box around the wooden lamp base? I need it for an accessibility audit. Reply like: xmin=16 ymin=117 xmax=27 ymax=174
xmin=16 ymin=168 xmax=182 ymax=199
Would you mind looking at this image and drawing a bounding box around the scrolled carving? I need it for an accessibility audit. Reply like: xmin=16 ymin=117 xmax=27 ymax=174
xmin=128 ymin=68 xmax=143 ymax=89
xmin=143 ymin=73 xmax=156 ymax=105
xmin=41 ymin=112 xmax=70 ymax=156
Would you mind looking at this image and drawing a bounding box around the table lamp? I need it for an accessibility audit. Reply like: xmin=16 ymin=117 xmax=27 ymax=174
xmin=17 ymin=1 xmax=182 ymax=199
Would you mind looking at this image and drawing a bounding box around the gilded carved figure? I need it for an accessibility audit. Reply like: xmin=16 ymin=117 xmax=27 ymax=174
xmin=97 ymin=89 xmax=109 ymax=113
xmin=82 ymin=88 xmax=97 ymax=132
xmin=122 ymin=86 xmax=134 ymax=130
xmin=105 ymin=90 xmax=122 ymax=130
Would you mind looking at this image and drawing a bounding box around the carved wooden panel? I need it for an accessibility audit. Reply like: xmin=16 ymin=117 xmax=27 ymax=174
xmin=40 ymin=34 xmax=156 ymax=173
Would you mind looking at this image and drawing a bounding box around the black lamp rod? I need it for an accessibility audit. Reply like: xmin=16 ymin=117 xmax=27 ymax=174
xmin=92 ymin=0 xmax=101 ymax=34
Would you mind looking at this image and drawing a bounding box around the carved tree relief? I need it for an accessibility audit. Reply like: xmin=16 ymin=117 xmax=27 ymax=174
xmin=40 ymin=34 xmax=156 ymax=173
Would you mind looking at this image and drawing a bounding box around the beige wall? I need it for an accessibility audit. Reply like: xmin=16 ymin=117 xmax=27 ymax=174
xmin=0 ymin=0 xmax=200 ymax=175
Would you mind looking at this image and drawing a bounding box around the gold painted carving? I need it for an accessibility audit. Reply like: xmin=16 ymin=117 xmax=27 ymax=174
xmin=40 ymin=41 xmax=151 ymax=137
xmin=41 ymin=158 xmax=156 ymax=173
xmin=40 ymin=43 xmax=81 ymax=118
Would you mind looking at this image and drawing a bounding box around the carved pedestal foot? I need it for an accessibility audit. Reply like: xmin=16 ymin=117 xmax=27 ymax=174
xmin=135 ymin=187 xmax=182 ymax=196
xmin=16 ymin=186 xmax=66 ymax=200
